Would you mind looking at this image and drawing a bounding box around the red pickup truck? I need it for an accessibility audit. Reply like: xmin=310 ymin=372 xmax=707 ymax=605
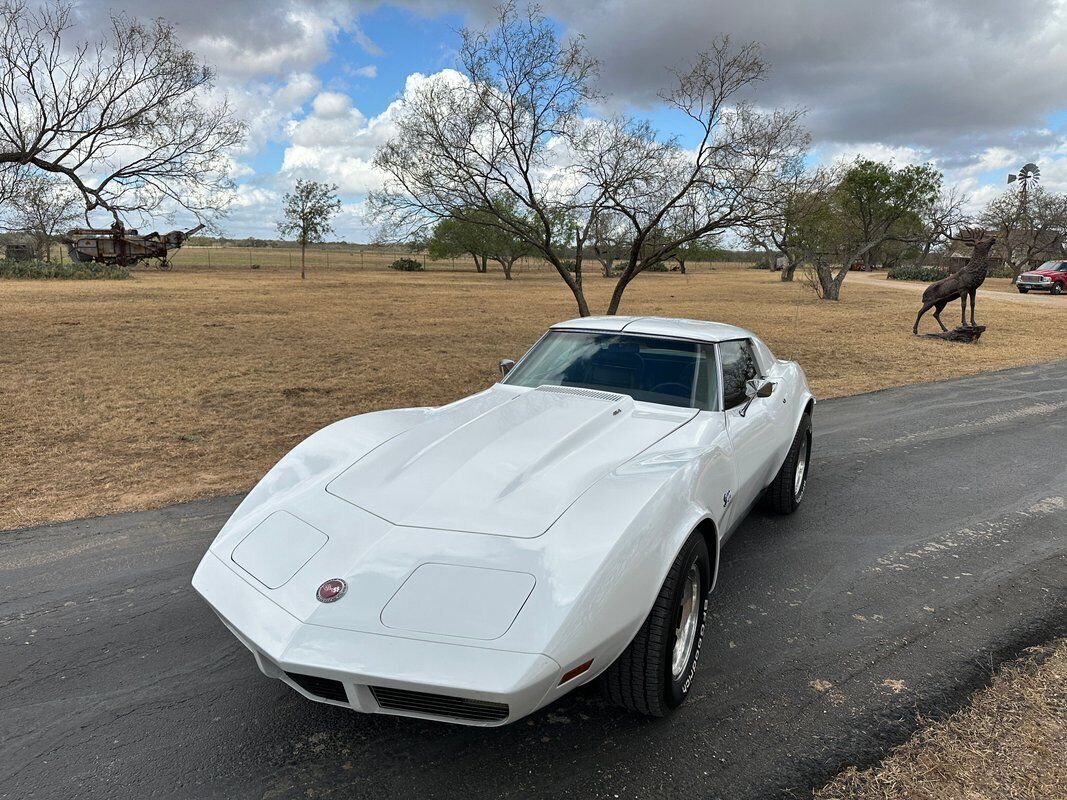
xmin=1017 ymin=260 xmax=1067 ymax=294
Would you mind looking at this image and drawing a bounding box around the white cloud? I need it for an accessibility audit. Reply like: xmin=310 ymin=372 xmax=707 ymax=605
xmin=351 ymin=64 xmax=379 ymax=78
xmin=814 ymin=142 xmax=929 ymax=169
xmin=279 ymin=70 xmax=467 ymax=196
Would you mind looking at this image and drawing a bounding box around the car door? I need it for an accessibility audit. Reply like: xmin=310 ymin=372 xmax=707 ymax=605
xmin=719 ymin=339 xmax=779 ymax=528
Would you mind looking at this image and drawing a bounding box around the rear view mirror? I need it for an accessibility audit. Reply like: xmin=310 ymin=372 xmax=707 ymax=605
xmin=499 ymin=359 xmax=516 ymax=378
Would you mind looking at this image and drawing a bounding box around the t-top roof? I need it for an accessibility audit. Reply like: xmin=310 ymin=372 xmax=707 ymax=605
xmin=550 ymin=316 xmax=758 ymax=344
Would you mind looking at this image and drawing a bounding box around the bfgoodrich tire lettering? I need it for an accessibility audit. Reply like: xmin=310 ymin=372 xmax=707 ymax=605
xmin=602 ymin=531 xmax=711 ymax=716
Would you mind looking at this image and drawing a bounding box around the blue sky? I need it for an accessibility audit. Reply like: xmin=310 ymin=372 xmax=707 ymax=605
xmin=80 ymin=0 xmax=1067 ymax=240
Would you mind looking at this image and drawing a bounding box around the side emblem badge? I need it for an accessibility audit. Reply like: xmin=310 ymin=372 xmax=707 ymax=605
xmin=723 ymin=490 xmax=733 ymax=508
xmin=316 ymin=578 xmax=347 ymax=603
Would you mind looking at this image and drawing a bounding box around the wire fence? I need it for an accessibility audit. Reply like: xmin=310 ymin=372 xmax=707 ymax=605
xmin=165 ymin=245 xmax=749 ymax=275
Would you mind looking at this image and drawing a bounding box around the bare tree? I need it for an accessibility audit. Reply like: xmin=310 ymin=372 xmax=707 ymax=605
xmin=743 ymin=163 xmax=833 ymax=282
xmin=0 ymin=163 xmax=25 ymax=207
xmin=588 ymin=210 xmax=629 ymax=278
xmin=981 ymin=186 xmax=1067 ymax=281
xmin=369 ymin=3 xmax=806 ymax=316
xmin=277 ymin=180 xmax=341 ymax=279
xmin=905 ymin=186 xmax=968 ymax=269
xmin=7 ymin=172 xmax=82 ymax=259
xmin=0 ymin=0 xmax=245 ymax=223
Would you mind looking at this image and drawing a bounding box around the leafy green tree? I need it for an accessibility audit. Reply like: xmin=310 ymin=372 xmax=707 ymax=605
xmin=277 ymin=180 xmax=341 ymax=279
xmin=744 ymin=164 xmax=834 ymax=282
xmin=799 ymin=159 xmax=941 ymax=300
xmin=426 ymin=206 xmax=532 ymax=279
xmin=427 ymin=215 xmax=490 ymax=273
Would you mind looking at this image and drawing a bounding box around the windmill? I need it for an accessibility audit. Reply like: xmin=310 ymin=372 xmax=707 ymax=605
xmin=1007 ymin=162 xmax=1040 ymax=211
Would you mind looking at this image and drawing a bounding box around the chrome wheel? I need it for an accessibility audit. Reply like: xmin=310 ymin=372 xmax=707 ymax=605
xmin=794 ymin=437 xmax=809 ymax=501
xmin=671 ymin=564 xmax=701 ymax=679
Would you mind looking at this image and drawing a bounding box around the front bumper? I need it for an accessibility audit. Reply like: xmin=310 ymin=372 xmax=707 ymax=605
xmin=192 ymin=552 xmax=561 ymax=726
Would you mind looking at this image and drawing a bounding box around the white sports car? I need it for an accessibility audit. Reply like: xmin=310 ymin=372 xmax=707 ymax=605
xmin=193 ymin=316 xmax=814 ymax=725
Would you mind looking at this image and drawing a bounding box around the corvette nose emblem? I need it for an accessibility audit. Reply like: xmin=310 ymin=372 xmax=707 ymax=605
xmin=316 ymin=578 xmax=347 ymax=603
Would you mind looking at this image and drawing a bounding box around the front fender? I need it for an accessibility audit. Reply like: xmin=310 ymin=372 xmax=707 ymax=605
xmin=216 ymin=407 xmax=430 ymax=548
xmin=528 ymin=450 xmax=724 ymax=688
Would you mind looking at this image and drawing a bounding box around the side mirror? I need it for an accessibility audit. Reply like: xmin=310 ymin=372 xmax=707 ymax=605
xmin=499 ymin=358 xmax=515 ymax=378
xmin=739 ymin=379 xmax=774 ymax=417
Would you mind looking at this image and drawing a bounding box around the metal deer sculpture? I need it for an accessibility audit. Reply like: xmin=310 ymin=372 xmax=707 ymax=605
xmin=912 ymin=227 xmax=997 ymax=335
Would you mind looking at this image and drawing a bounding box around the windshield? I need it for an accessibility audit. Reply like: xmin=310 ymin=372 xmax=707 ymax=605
xmin=1037 ymin=261 xmax=1067 ymax=272
xmin=503 ymin=331 xmax=719 ymax=410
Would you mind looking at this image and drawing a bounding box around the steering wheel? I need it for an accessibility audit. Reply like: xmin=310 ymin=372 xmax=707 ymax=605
xmin=650 ymin=382 xmax=689 ymax=397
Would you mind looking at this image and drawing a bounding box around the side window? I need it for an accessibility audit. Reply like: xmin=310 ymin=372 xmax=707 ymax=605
xmin=693 ymin=345 xmax=720 ymax=411
xmin=719 ymin=339 xmax=760 ymax=410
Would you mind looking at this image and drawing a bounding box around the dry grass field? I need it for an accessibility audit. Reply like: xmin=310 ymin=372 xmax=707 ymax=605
xmin=817 ymin=638 xmax=1067 ymax=800
xmin=2 ymin=253 xmax=1066 ymax=531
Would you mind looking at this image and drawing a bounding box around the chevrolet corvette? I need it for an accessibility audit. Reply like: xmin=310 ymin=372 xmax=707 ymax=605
xmin=192 ymin=316 xmax=815 ymax=725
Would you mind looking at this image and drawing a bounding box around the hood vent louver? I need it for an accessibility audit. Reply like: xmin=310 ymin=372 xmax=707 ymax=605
xmin=534 ymin=385 xmax=623 ymax=403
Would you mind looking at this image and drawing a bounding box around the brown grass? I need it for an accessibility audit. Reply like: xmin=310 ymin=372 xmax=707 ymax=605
xmin=2 ymin=256 xmax=1065 ymax=531
xmin=816 ymin=638 xmax=1067 ymax=800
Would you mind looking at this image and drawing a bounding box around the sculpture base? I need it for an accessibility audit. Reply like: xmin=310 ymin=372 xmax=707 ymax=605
xmin=920 ymin=325 xmax=986 ymax=343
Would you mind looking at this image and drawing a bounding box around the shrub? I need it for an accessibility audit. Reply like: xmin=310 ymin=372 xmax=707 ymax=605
xmin=988 ymin=263 xmax=1014 ymax=279
xmin=750 ymin=260 xmax=772 ymax=270
xmin=886 ymin=264 xmax=947 ymax=282
xmin=0 ymin=259 xmax=131 ymax=280
xmin=388 ymin=257 xmax=424 ymax=271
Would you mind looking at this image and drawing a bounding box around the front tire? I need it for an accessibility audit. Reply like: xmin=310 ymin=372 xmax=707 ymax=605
xmin=763 ymin=413 xmax=812 ymax=514
xmin=1018 ymin=286 xmax=1029 ymax=294
xmin=602 ymin=532 xmax=711 ymax=716
xmin=1052 ymin=283 xmax=1063 ymax=295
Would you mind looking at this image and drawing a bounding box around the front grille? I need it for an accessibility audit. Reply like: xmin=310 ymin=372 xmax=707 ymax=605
xmin=285 ymin=671 xmax=349 ymax=703
xmin=370 ymin=686 xmax=509 ymax=722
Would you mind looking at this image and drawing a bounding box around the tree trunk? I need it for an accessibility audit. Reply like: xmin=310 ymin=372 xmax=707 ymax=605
xmin=548 ymin=254 xmax=591 ymax=317
xmin=300 ymin=242 xmax=306 ymax=280
xmin=471 ymin=254 xmax=480 ymax=271
xmin=814 ymin=262 xmax=840 ymax=300
xmin=479 ymin=255 xmax=488 ymax=273
xmin=606 ymin=260 xmax=638 ymax=314
xmin=677 ymin=258 xmax=686 ymax=274
xmin=501 ymin=257 xmax=514 ymax=280
xmin=780 ymin=261 xmax=796 ymax=282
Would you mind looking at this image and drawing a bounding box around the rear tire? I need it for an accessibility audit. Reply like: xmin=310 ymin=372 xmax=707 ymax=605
xmin=763 ymin=413 xmax=812 ymax=514
xmin=601 ymin=532 xmax=711 ymax=717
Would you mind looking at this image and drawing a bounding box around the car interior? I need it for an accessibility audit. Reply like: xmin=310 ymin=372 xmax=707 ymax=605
xmin=508 ymin=332 xmax=719 ymax=410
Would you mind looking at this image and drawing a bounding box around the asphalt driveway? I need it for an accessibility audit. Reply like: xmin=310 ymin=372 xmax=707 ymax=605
xmin=2 ymin=361 xmax=1065 ymax=799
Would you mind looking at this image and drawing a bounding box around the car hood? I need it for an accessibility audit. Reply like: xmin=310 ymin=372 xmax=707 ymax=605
xmin=325 ymin=385 xmax=697 ymax=538
xmin=1022 ymin=269 xmax=1059 ymax=277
